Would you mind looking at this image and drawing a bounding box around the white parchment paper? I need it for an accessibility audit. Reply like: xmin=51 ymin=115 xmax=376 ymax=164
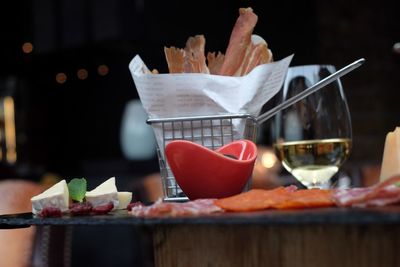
xmin=129 ymin=54 xmax=293 ymax=151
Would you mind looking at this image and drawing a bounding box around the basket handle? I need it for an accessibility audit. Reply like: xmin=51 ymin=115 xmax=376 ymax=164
xmin=256 ymin=58 xmax=365 ymax=125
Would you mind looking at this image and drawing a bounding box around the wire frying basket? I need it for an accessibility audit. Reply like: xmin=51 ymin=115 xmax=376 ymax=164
xmin=144 ymin=58 xmax=365 ymax=201
xmin=147 ymin=113 xmax=258 ymax=201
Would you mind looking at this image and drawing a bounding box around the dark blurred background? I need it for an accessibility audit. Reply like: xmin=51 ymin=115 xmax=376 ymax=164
xmin=2 ymin=0 xmax=400 ymax=180
xmin=1 ymin=0 xmax=400 ymax=265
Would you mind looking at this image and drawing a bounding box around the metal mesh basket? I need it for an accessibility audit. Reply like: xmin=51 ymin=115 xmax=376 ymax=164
xmin=147 ymin=113 xmax=258 ymax=201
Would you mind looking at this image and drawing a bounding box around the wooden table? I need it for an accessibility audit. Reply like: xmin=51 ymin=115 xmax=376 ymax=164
xmin=1 ymin=207 xmax=400 ymax=267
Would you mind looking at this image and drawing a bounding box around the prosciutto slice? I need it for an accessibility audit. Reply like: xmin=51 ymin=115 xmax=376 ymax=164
xmin=129 ymin=198 xmax=223 ymax=217
xmin=183 ymin=35 xmax=209 ymax=73
xmin=218 ymin=8 xmax=273 ymax=76
xmin=164 ymin=47 xmax=185 ymax=73
xmin=164 ymin=8 xmax=272 ymax=76
xmin=236 ymin=35 xmax=273 ymax=76
xmin=207 ymin=51 xmax=225 ymax=74
xmin=164 ymin=35 xmax=209 ymax=74
xmin=333 ymin=176 xmax=400 ymax=207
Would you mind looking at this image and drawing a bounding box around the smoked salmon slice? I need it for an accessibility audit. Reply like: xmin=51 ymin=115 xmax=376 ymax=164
xmin=274 ymin=189 xmax=335 ymax=209
xmin=215 ymin=186 xmax=334 ymax=211
xmin=214 ymin=187 xmax=295 ymax=212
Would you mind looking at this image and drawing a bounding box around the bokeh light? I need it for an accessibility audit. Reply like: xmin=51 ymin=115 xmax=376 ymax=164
xmin=261 ymin=151 xmax=278 ymax=169
xmin=77 ymin=68 xmax=88 ymax=80
xmin=22 ymin=42 xmax=33 ymax=54
xmin=56 ymin=73 xmax=67 ymax=84
xmin=97 ymin=64 xmax=109 ymax=76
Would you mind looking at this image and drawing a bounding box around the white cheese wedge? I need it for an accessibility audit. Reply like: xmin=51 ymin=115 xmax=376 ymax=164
xmin=380 ymin=127 xmax=400 ymax=182
xmin=117 ymin=192 xmax=132 ymax=209
xmin=31 ymin=179 xmax=69 ymax=214
xmin=85 ymin=177 xmax=119 ymax=210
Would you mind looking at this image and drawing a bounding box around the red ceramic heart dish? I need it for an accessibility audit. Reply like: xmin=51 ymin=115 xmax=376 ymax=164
xmin=165 ymin=139 xmax=257 ymax=200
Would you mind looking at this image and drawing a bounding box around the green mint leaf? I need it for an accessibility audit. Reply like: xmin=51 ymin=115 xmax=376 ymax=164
xmin=396 ymin=182 xmax=400 ymax=187
xmin=68 ymin=178 xmax=87 ymax=202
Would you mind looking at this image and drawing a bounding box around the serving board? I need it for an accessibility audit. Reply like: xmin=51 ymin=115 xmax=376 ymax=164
xmin=3 ymin=207 xmax=400 ymax=267
xmin=2 ymin=206 xmax=400 ymax=229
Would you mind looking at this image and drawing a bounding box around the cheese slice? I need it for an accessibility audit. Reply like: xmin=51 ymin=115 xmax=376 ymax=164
xmin=117 ymin=192 xmax=132 ymax=209
xmin=380 ymin=127 xmax=400 ymax=182
xmin=85 ymin=177 xmax=119 ymax=210
xmin=31 ymin=179 xmax=69 ymax=214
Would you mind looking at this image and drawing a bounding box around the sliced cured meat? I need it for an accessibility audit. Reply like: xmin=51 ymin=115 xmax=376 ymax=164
xmin=164 ymin=35 xmax=209 ymax=74
xmin=214 ymin=186 xmax=297 ymax=212
xmin=235 ymin=35 xmax=273 ymax=76
xmin=252 ymin=35 xmax=273 ymax=65
xmin=218 ymin=7 xmax=258 ymax=76
xmin=274 ymin=189 xmax=335 ymax=209
xmin=130 ymin=186 xmax=334 ymax=217
xmin=333 ymin=175 xmax=400 ymax=207
xmin=164 ymin=8 xmax=272 ymax=75
xmin=184 ymin=35 xmax=209 ymax=73
xmin=215 ymin=186 xmax=333 ymax=211
xmin=164 ymin=46 xmax=185 ymax=73
xmin=129 ymin=199 xmax=223 ymax=217
xmin=207 ymin=51 xmax=225 ymax=74
xmin=332 ymin=187 xmax=373 ymax=207
xmin=358 ymin=187 xmax=400 ymax=207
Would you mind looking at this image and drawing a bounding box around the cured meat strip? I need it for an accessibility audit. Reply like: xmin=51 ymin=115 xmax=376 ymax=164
xmin=184 ymin=35 xmax=209 ymax=73
xmin=164 ymin=47 xmax=185 ymax=73
xmin=332 ymin=187 xmax=374 ymax=207
xmin=215 ymin=186 xmax=297 ymax=212
xmin=164 ymin=8 xmax=272 ymax=75
xmin=129 ymin=199 xmax=223 ymax=217
xmin=207 ymin=51 xmax=225 ymax=74
xmin=164 ymin=35 xmax=209 ymax=74
xmin=236 ymin=35 xmax=273 ymax=76
xmin=333 ymin=175 xmax=400 ymax=207
xmin=217 ymin=8 xmax=273 ymax=76
xmin=218 ymin=7 xmax=258 ymax=76
xmin=274 ymin=189 xmax=334 ymax=209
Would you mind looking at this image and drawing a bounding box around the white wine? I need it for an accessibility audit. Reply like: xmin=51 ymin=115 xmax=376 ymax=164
xmin=273 ymin=138 xmax=351 ymax=188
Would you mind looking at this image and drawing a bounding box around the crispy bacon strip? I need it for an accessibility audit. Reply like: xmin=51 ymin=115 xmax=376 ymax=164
xmin=184 ymin=35 xmax=209 ymax=73
xmin=164 ymin=46 xmax=185 ymax=73
xmin=207 ymin=51 xmax=225 ymax=74
xmin=218 ymin=7 xmax=258 ymax=76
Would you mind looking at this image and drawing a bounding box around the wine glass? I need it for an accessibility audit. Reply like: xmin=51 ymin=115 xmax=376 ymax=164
xmin=272 ymin=64 xmax=352 ymax=189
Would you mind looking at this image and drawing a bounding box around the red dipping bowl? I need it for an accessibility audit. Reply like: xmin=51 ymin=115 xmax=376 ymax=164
xmin=165 ymin=139 xmax=257 ymax=200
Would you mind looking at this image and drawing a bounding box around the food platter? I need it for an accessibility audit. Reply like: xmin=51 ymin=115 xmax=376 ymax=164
xmin=3 ymin=206 xmax=400 ymax=229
